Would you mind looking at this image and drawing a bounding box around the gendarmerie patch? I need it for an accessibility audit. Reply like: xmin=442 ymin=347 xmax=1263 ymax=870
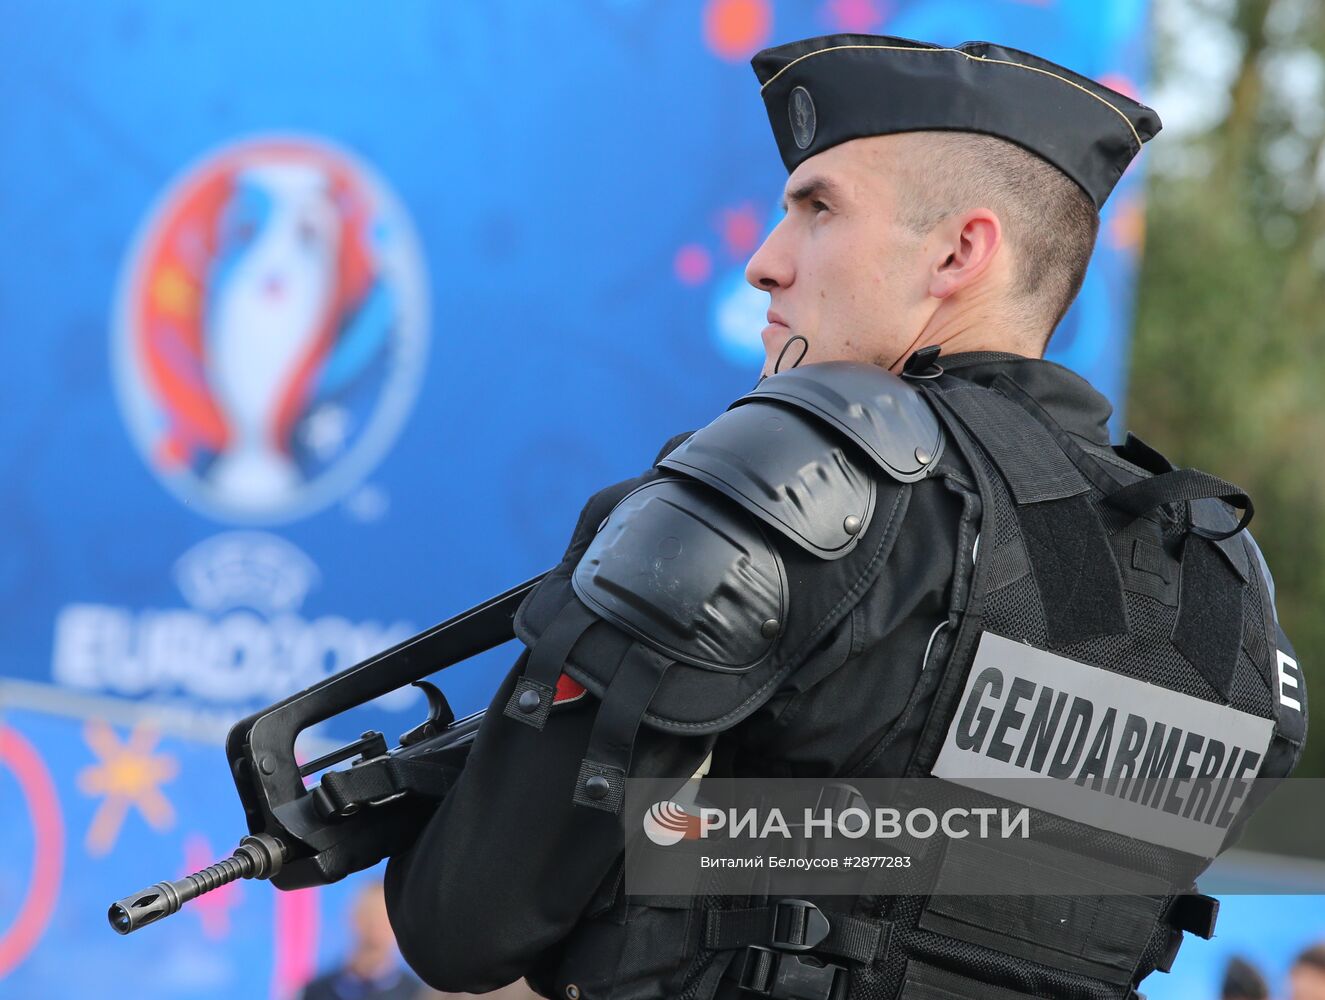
xmin=933 ymin=633 xmax=1274 ymax=856
xmin=788 ymin=86 xmax=816 ymax=149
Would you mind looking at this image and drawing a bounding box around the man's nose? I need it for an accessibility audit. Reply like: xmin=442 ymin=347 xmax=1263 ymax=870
xmin=744 ymin=222 xmax=793 ymax=291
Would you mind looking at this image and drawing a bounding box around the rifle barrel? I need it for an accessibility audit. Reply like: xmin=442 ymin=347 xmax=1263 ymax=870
xmin=107 ymin=832 xmax=286 ymax=935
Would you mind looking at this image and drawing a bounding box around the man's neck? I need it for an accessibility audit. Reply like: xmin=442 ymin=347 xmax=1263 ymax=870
xmin=887 ymin=301 xmax=1045 ymax=372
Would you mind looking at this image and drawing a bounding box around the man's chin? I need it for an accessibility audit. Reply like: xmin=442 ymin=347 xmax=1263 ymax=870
xmin=759 ymin=322 xmax=790 ymax=355
xmin=761 ymin=327 xmax=812 ymax=375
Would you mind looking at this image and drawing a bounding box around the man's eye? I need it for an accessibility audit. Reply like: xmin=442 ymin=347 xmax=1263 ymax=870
xmin=811 ymin=200 xmax=830 ymax=213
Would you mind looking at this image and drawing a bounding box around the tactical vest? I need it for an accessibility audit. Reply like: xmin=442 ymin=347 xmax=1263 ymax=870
xmin=508 ymin=360 xmax=1307 ymax=1000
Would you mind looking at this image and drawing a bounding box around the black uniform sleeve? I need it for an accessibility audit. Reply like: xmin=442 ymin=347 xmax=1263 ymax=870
xmin=383 ymin=654 xmax=714 ymax=994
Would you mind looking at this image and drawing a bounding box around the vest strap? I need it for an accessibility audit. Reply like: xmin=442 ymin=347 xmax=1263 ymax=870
xmin=1105 ymin=470 xmax=1253 ymax=541
xmin=1164 ymin=892 xmax=1220 ymax=940
xmin=572 ymin=642 xmax=671 ymax=813
xmin=313 ymin=756 xmax=457 ymax=818
xmin=898 ymin=959 xmax=1052 ymax=1000
xmin=703 ymin=899 xmax=888 ymax=964
xmin=1154 ymin=924 xmax=1184 ymax=975
xmin=1114 ymin=432 xmax=1175 ymax=476
xmin=925 ymin=376 xmax=1130 ymax=645
xmin=503 ymin=600 xmax=595 ymax=730
xmin=990 ymin=373 xmax=1125 ymax=496
xmin=1172 ymin=536 xmax=1245 ymax=699
xmin=932 ymin=383 xmax=1089 ymax=504
xmin=724 ymin=946 xmax=849 ymax=1000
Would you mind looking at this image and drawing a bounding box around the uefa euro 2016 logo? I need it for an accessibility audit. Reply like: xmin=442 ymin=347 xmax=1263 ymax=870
xmin=112 ymin=135 xmax=429 ymax=524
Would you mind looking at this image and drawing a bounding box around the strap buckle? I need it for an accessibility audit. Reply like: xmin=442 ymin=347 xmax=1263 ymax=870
xmin=1165 ymin=892 xmax=1220 ymax=940
xmin=770 ymin=898 xmax=831 ymax=952
xmin=901 ymin=345 xmax=944 ymax=380
xmin=733 ymin=946 xmax=847 ymax=1000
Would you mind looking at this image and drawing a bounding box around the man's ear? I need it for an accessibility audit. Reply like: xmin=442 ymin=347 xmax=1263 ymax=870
xmin=927 ymin=209 xmax=1002 ymax=300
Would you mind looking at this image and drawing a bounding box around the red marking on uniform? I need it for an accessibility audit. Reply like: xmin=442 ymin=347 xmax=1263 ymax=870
xmin=0 ymin=724 xmax=65 ymax=979
xmin=703 ymin=0 xmax=771 ymax=62
xmin=720 ymin=204 xmax=761 ymax=258
xmin=674 ymin=244 xmax=712 ymax=285
xmin=554 ymin=673 xmax=588 ymax=705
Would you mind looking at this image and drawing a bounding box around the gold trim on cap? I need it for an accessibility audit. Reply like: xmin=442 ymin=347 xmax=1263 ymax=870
xmin=759 ymin=43 xmax=1142 ymax=151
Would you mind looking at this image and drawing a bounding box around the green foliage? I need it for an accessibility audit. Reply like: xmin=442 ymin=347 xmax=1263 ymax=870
xmin=1129 ymin=0 xmax=1325 ymax=775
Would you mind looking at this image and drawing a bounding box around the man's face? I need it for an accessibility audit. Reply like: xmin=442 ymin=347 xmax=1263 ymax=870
xmin=352 ymin=884 xmax=397 ymax=953
xmin=1291 ymin=963 xmax=1325 ymax=1000
xmin=745 ymin=135 xmax=937 ymax=376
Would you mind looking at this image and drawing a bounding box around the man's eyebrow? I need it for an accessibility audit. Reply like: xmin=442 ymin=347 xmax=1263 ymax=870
xmin=779 ymin=176 xmax=841 ymax=212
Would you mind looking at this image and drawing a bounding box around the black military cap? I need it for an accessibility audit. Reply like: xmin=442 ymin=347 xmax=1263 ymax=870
xmin=752 ymin=33 xmax=1162 ymax=210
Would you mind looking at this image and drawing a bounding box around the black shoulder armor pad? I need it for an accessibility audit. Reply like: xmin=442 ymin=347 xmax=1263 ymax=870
xmin=659 ymin=400 xmax=876 ymax=559
xmin=572 ymin=478 xmax=786 ymax=671
xmin=658 ymin=362 xmax=942 ymax=559
xmin=741 ymin=362 xmax=944 ymax=480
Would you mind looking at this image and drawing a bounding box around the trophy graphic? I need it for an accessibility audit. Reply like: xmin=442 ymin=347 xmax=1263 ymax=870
xmin=114 ymin=136 xmax=429 ymax=523
xmin=203 ymin=163 xmax=342 ymax=509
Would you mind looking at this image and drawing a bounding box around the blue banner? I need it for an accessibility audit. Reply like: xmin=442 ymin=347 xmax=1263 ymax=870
xmin=0 ymin=2 xmax=1173 ymax=996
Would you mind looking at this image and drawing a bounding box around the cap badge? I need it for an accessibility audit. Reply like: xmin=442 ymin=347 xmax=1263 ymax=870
xmin=789 ymin=86 xmax=816 ymax=149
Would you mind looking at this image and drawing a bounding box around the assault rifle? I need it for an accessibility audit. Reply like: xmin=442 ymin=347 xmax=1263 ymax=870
xmin=106 ymin=571 xmax=549 ymax=935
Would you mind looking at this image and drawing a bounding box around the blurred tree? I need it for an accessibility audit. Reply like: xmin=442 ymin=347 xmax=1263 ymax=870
xmin=1130 ymin=0 xmax=1324 ymax=775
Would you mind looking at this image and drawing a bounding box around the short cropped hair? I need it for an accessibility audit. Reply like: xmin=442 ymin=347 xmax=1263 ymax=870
xmin=1295 ymin=943 xmax=1325 ymax=974
xmin=891 ymin=131 xmax=1100 ymax=343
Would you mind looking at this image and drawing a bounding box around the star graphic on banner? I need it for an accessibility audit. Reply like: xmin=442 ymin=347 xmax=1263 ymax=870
xmin=182 ymin=833 xmax=240 ymax=938
xmin=77 ymin=720 xmax=179 ymax=857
